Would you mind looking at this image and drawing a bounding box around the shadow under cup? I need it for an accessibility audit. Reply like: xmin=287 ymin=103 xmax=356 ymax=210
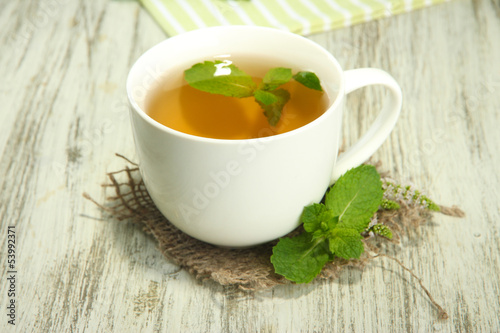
xmin=127 ymin=26 xmax=345 ymax=247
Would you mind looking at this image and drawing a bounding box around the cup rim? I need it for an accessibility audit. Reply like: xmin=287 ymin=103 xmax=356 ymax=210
xmin=126 ymin=25 xmax=345 ymax=144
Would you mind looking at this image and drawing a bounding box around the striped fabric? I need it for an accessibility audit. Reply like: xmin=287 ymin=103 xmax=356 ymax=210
xmin=139 ymin=0 xmax=449 ymax=36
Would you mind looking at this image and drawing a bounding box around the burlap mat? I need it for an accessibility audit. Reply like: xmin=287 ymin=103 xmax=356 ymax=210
xmin=84 ymin=154 xmax=464 ymax=291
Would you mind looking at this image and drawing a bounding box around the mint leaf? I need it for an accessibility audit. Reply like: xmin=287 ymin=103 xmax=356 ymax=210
xmin=184 ymin=61 xmax=256 ymax=98
xmin=325 ymin=165 xmax=383 ymax=232
xmin=256 ymin=88 xmax=290 ymax=126
xmin=271 ymin=233 xmax=330 ymax=284
xmin=328 ymin=228 xmax=364 ymax=259
xmin=301 ymin=203 xmax=338 ymax=239
xmin=335 ymin=217 xmax=371 ymax=234
xmin=254 ymin=89 xmax=278 ymax=105
xmin=260 ymin=67 xmax=292 ymax=91
xmin=293 ymin=71 xmax=323 ymax=91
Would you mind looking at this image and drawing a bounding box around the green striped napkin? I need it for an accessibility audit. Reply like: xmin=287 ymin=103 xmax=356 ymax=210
xmin=139 ymin=0 xmax=449 ymax=36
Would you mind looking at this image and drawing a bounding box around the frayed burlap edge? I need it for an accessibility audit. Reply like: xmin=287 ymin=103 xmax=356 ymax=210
xmin=84 ymin=154 xmax=464 ymax=293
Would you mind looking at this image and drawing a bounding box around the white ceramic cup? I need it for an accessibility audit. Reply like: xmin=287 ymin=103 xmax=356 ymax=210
xmin=127 ymin=26 xmax=402 ymax=247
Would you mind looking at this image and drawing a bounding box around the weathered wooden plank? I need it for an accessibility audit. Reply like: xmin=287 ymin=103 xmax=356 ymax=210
xmin=0 ymin=0 xmax=499 ymax=331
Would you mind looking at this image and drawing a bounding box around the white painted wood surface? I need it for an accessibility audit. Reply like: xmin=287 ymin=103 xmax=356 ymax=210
xmin=1 ymin=0 xmax=499 ymax=331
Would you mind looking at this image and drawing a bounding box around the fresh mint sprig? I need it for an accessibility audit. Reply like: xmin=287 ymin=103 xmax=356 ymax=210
xmin=184 ymin=61 xmax=323 ymax=126
xmin=271 ymin=165 xmax=443 ymax=284
xmin=271 ymin=165 xmax=384 ymax=284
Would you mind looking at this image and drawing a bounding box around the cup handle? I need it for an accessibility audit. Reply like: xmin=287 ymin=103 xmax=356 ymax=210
xmin=331 ymin=68 xmax=403 ymax=184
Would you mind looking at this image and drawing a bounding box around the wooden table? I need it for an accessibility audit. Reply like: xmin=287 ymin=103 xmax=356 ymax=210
xmin=1 ymin=0 xmax=499 ymax=331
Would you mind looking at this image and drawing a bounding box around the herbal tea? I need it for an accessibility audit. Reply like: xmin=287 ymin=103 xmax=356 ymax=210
xmin=146 ymin=58 xmax=330 ymax=140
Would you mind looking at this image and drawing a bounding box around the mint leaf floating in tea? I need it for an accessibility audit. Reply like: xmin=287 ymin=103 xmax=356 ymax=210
xmin=259 ymin=67 xmax=293 ymax=91
xmin=293 ymin=71 xmax=323 ymax=91
xmin=184 ymin=61 xmax=323 ymax=126
xmin=253 ymin=89 xmax=279 ymax=105
xmin=271 ymin=165 xmax=384 ymax=283
xmin=255 ymin=89 xmax=290 ymax=126
xmin=184 ymin=60 xmax=256 ymax=98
